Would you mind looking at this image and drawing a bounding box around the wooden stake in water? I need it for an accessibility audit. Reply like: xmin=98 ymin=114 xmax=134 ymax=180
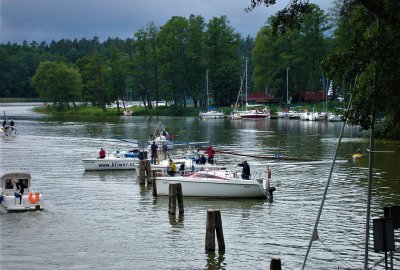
xmin=205 ymin=209 xmax=225 ymax=252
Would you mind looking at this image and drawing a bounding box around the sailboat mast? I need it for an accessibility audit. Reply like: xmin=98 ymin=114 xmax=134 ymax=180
xmin=206 ymin=69 xmax=209 ymax=110
xmin=245 ymin=59 xmax=248 ymax=110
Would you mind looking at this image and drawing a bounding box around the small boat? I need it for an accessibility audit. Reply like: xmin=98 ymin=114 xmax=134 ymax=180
xmin=199 ymin=70 xmax=225 ymax=119
xmin=199 ymin=110 xmax=225 ymax=119
xmin=156 ymin=168 xmax=273 ymax=198
xmin=82 ymin=149 xmax=145 ymax=171
xmin=239 ymin=109 xmax=270 ymax=119
xmin=328 ymin=113 xmax=344 ymax=122
xmin=0 ymin=170 xmax=44 ymax=213
xmin=148 ymin=122 xmax=173 ymax=149
xmin=123 ymin=110 xmax=133 ymax=116
xmin=1 ymin=112 xmax=17 ymax=136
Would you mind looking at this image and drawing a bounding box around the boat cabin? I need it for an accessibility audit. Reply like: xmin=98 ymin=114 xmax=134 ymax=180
xmin=1 ymin=172 xmax=31 ymax=196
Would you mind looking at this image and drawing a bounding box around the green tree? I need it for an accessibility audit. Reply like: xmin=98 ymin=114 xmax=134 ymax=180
xmin=205 ymin=16 xmax=241 ymax=106
xmin=76 ymin=54 xmax=110 ymax=111
xmin=31 ymin=61 xmax=82 ymax=107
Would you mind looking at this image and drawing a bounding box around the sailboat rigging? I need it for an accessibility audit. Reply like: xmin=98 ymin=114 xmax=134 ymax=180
xmin=199 ymin=70 xmax=225 ymax=119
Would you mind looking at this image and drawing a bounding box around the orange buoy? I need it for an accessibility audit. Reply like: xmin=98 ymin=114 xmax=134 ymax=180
xmin=28 ymin=192 xmax=40 ymax=203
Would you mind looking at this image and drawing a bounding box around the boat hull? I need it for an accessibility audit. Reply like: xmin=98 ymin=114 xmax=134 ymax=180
xmin=0 ymin=195 xmax=44 ymax=213
xmin=156 ymin=177 xmax=266 ymax=198
xmin=199 ymin=111 xmax=225 ymax=119
xmin=82 ymin=158 xmax=139 ymax=171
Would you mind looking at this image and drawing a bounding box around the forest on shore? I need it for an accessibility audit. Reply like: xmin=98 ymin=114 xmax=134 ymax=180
xmin=1 ymin=0 xmax=399 ymax=139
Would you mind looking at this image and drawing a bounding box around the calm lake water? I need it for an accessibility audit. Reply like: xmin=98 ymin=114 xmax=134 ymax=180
xmin=1 ymin=103 xmax=399 ymax=270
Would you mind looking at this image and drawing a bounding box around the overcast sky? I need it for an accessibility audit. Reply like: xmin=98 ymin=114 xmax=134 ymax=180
xmin=0 ymin=0 xmax=333 ymax=44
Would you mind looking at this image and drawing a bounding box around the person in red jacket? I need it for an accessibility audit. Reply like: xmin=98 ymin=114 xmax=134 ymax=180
xmin=205 ymin=146 xmax=216 ymax=164
xmin=99 ymin=148 xmax=106 ymax=159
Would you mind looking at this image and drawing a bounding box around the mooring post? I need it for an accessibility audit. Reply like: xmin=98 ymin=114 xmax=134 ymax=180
xmin=138 ymin=160 xmax=146 ymax=185
xmin=205 ymin=209 xmax=216 ymax=252
xmin=214 ymin=210 xmax=225 ymax=251
xmin=168 ymin=183 xmax=177 ymax=215
xmin=176 ymin=183 xmax=184 ymax=214
xmin=152 ymin=171 xmax=157 ymax=197
xmin=270 ymin=258 xmax=281 ymax=270
xmin=145 ymin=160 xmax=152 ymax=185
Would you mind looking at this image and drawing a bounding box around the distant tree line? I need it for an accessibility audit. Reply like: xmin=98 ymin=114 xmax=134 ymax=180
xmin=1 ymin=2 xmax=400 ymax=138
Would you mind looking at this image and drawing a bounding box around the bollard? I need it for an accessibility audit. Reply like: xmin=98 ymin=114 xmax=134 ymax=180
xmin=270 ymin=258 xmax=281 ymax=270
xmin=152 ymin=171 xmax=157 ymax=197
xmin=205 ymin=209 xmax=225 ymax=252
xmin=138 ymin=160 xmax=146 ymax=185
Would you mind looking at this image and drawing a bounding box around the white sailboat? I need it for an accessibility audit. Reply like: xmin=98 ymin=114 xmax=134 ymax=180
xmin=232 ymin=60 xmax=269 ymax=120
xmin=199 ymin=70 xmax=225 ymax=119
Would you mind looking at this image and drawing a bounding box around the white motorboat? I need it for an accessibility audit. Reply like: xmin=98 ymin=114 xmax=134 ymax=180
xmin=199 ymin=110 xmax=225 ymax=119
xmin=156 ymin=168 xmax=273 ymax=198
xmin=0 ymin=170 xmax=44 ymax=213
xmin=328 ymin=113 xmax=344 ymax=121
xmin=82 ymin=149 xmax=144 ymax=171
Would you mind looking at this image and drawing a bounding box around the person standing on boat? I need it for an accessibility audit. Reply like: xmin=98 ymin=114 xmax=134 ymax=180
xmin=355 ymin=148 xmax=361 ymax=154
xmin=151 ymin=141 xmax=158 ymax=165
xmin=206 ymin=146 xmax=216 ymax=164
xmin=99 ymin=148 xmax=106 ymax=159
xmin=161 ymin=141 xmax=168 ymax=160
xmin=12 ymin=180 xmax=24 ymax=204
xmin=238 ymin=161 xmax=250 ymax=180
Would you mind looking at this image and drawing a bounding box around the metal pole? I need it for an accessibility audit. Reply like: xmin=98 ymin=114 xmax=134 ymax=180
xmin=286 ymin=67 xmax=289 ymax=104
xmin=364 ymin=114 xmax=375 ymax=270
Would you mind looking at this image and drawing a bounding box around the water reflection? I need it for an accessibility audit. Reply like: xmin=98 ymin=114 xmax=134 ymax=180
xmin=205 ymin=251 xmax=226 ymax=270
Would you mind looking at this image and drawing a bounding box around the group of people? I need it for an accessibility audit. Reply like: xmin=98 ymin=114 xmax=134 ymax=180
xmin=193 ymin=146 xmax=215 ymax=165
xmin=98 ymin=143 xmax=250 ymax=180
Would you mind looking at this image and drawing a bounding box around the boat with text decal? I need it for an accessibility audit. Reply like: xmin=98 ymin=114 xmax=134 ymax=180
xmin=82 ymin=149 xmax=146 ymax=171
xmin=0 ymin=170 xmax=44 ymax=213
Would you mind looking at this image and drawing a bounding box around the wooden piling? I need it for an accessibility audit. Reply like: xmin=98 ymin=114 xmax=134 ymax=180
xmin=205 ymin=210 xmax=216 ymax=252
xmin=168 ymin=183 xmax=177 ymax=215
xmin=168 ymin=183 xmax=184 ymax=215
xmin=138 ymin=160 xmax=146 ymax=185
xmin=205 ymin=209 xmax=225 ymax=252
xmin=152 ymin=171 xmax=157 ymax=197
xmin=176 ymin=183 xmax=184 ymax=214
xmin=270 ymin=258 xmax=281 ymax=270
xmin=215 ymin=210 xmax=225 ymax=251
xmin=145 ymin=160 xmax=152 ymax=184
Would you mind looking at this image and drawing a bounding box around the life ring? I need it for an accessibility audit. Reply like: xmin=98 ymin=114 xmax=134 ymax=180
xmin=28 ymin=192 xmax=40 ymax=203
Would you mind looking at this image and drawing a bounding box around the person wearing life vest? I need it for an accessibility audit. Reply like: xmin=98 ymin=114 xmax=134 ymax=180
xmin=99 ymin=148 xmax=106 ymax=159
xmin=167 ymin=159 xmax=176 ymax=176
